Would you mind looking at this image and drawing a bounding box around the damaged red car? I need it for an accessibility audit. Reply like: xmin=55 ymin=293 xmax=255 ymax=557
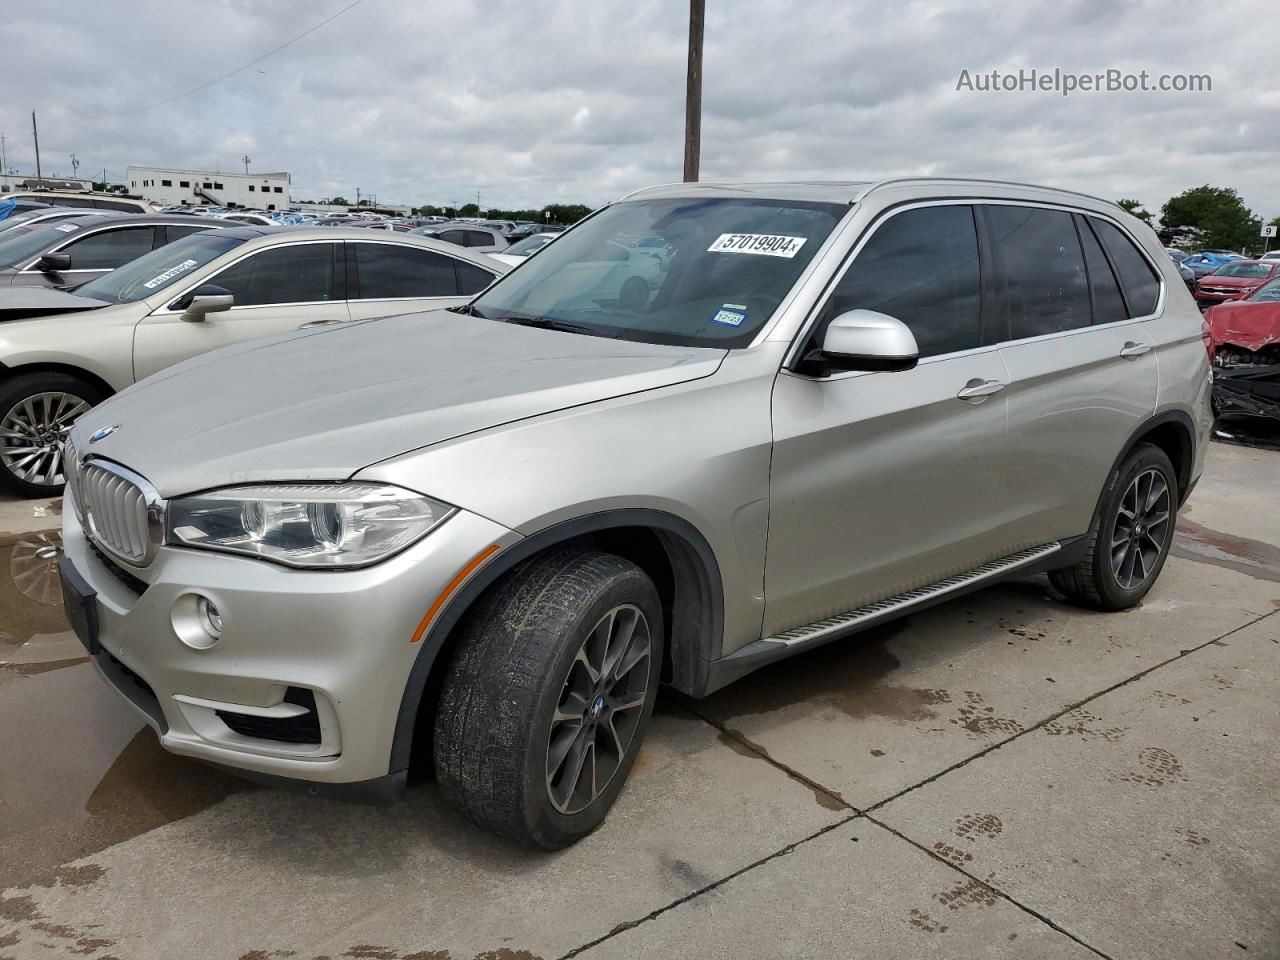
xmin=1194 ymin=259 xmax=1280 ymax=308
xmin=1208 ymin=277 xmax=1280 ymax=432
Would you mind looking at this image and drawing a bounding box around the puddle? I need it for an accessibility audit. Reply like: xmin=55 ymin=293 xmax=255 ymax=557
xmin=1173 ymin=519 xmax=1280 ymax=584
xmin=0 ymin=534 xmax=250 ymax=892
xmin=698 ymin=617 xmax=947 ymax=723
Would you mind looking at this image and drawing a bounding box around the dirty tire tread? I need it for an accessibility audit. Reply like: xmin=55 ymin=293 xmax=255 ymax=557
xmin=1049 ymin=442 xmax=1177 ymax=611
xmin=433 ymin=547 xmax=662 ymax=847
xmin=0 ymin=372 xmax=105 ymax=497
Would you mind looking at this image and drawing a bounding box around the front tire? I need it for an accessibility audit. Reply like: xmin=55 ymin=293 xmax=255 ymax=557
xmin=0 ymin=373 xmax=104 ymax=497
xmin=1049 ymin=443 xmax=1178 ymax=611
xmin=434 ymin=548 xmax=664 ymax=848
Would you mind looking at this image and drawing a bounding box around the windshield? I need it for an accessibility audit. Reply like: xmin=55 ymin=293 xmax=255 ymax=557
xmin=0 ymin=220 xmax=95 ymax=268
xmin=76 ymin=232 xmax=247 ymax=303
xmin=1248 ymin=278 xmax=1280 ymax=302
xmin=471 ymin=197 xmax=845 ymax=347
xmin=504 ymin=234 xmax=554 ymax=257
xmin=1213 ymin=262 xmax=1272 ymax=278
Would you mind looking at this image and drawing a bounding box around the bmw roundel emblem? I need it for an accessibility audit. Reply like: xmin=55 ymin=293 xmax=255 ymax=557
xmin=89 ymin=424 xmax=121 ymax=444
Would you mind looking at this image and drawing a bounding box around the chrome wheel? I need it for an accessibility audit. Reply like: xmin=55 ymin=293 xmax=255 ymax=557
xmin=0 ymin=392 xmax=90 ymax=487
xmin=546 ymin=603 xmax=652 ymax=815
xmin=1111 ymin=467 xmax=1172 ymax=590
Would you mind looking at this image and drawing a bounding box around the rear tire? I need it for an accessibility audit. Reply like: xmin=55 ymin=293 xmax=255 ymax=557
xmin=0 ymin=373 xmax=104 ymax=498
xmin=433 ymin=547 xmax=664 ymax=848
xmin=1049 ymin=443 xmax=1178 ymax=611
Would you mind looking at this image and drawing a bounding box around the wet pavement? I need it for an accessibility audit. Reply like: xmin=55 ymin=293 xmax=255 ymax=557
xmin=0 ymin=442 xmax=1276 ymax=959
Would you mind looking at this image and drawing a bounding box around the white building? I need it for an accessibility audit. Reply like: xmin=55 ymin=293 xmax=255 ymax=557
xmin=126 ymin=165 xmax=291 ymax=209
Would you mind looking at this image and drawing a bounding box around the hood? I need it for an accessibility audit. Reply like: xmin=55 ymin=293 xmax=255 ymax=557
xmin=0 ymin=285 xmax=110 ymax=321
xmin=1207 ymin=301 xmax=1280 ymax=353
xmin=1198 ymin=274 xmax=1265 ymax=289
xmin=73 ymin=310 xmax=725 ymax=497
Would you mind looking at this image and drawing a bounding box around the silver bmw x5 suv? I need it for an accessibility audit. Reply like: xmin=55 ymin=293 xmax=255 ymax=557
xmin=60 ymin=178 xmax=1212 ymax=847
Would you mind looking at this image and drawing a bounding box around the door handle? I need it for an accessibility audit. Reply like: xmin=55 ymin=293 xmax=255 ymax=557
xmin=956 ymin=379 xmax=1006 ymax=402
xmin=1119 ymin=341 xmax=1152 ymax=359
xmin=298 ymin=318 xmax=347 ymax=329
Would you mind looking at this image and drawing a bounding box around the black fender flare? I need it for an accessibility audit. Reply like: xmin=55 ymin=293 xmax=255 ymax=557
xmin=387 ymin=508 xmax=724 ymax=774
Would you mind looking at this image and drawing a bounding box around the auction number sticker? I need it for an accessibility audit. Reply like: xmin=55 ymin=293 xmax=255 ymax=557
xmin=54 ymin=223 xmax=80 ymax=232
xmin=707 ymin=233 xmax=807 ymax=258
xmin=143 ymin=259 xmax=199 ymax=289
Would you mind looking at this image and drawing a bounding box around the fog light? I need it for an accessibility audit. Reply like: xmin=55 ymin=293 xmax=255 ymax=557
xmin=198 ymin=597 xmax=223 ymax=638
xmin=172 ymin=593 xmax=223 ymax=650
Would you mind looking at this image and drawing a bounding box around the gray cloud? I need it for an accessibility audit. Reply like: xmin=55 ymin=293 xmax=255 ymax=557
xmin=4 ymin=0 xmax=1277 ymax=219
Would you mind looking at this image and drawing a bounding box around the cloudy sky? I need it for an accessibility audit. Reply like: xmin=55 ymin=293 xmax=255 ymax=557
xmin=5 ymin=0 xmax=1278 ymax=219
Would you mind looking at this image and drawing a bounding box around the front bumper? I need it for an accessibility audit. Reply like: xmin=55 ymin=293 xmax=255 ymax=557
xmin=63 ymin=493 xmax=517 ymax=788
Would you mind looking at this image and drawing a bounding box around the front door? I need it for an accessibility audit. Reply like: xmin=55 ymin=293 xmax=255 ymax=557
xmin=765 ymin=203 xmax=1024 ymax=636
xmin=132 ymin=240 xmax=348 ymax=380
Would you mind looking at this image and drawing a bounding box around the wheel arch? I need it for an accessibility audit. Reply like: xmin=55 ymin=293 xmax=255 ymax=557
xmin=388 ymin=508 xmax=725 ymax=776
xmin=1103 ymin=410 xmax=1197 ymax=510
xmin=0 ymin=360 xmax=118 ymax=400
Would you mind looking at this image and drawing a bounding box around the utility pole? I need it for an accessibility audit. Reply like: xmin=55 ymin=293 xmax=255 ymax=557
xmin=476 ymin=191 xmax=481 ymax=215
xmin=242 ymin=154 xmax=251 ymax=174
xmin=31 ymin=111 xmax=42 ymax=180
xmin=0 ymin=133 xmax=6 ymax=177
xmin=356 ymin=186 xmax=361 ymax=207
xmin=683 ymin=0 xmax=704 ymax=182
xmin=70 ymin=153 xmax=79 ymax=180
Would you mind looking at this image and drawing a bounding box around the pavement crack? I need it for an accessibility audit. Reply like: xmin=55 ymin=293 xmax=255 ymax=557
xmin=556 ymin=814 xmax=858 ymax=960
xmin=864 ymin=608 xmax=1277 ymax=815
xmin=864 ymin=814 xmax=1118 ymax=960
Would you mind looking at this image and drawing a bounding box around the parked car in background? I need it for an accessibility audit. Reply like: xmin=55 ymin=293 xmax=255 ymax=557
xmin=215 ymin=211 xmax=279 ymax=226
xmin=490 ymin=232 xmax=558 ymax=266
xmin=411 ymin=222 xmax=508 ymax=253
xmin=57 ymin=178 xmax=1209 ymax=847
xmin=1181 ymin=251 xmax=1244 ymax=279
xmin=0 ymin=214 xmax=227 ymax=291
xmin=1193 ymin=259 xmax=1280 ymax=308
xmin=0 ymin=227 xmax=507 ymax=494
xmin=1260 ymin=250 xmax=1280 ymax=262
xmin=0 ymin=190 xmax=155 ymax=214
xmin=507 ymin=222 xmax=548 ymax=241
xmin=0 ymin=206 xmax=97 ymax=237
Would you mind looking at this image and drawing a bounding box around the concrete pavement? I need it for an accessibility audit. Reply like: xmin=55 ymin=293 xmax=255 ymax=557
xmin=0 ymin=442 xmax=1276 ymax=959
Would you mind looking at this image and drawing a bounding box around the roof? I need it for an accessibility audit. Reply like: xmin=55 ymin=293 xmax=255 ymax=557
xmin=622 ymin=177 xmax=1122 ymax=212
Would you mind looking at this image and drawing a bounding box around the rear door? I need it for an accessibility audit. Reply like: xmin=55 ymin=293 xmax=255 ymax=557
xmin=132 ymin=240 xmax=347 ymax=379
xmin=990 ymin=204 xmax=1160 ymax=545
xmin=765 ymin=203 xmax=1022 ymax=635
xmin=345 ymin=241 xmax=497 ymax=319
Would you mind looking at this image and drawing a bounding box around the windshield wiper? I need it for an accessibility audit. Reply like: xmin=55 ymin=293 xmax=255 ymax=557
xmin=493 ymin=315 xmax=613 ymax=337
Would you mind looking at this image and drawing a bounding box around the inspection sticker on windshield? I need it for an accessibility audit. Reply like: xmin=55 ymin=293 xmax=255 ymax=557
xmin=142 ymin=259 xmax=199 ymax=289
xmin=707 ymin=233 xmax=807 ymax=258
xmin=54 ymin=223 xmax=80 ymax=233
xmin=710 ymin=304 xmax=748 ymax=327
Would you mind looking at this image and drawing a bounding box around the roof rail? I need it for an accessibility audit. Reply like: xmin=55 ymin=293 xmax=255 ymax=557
xmin=851 ymin=176 xmax=1122 ymax=211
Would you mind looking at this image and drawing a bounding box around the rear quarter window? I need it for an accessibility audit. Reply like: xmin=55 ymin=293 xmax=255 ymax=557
xmin=1091 ymin=218 xmax=1161 ymax=317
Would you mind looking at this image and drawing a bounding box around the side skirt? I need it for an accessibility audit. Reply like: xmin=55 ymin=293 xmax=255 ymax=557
xmin=702 ymin=539 xmax=1079 ymax=695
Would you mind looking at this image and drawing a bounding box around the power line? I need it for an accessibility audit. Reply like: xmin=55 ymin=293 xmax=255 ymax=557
xmin=100 ymin=0 xmax=366 ymax=119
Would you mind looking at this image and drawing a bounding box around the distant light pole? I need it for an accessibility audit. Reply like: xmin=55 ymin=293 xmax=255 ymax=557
xmin=242 ymin=154 xmax=251 ymax=174
xmin=31 ymin=111 xmax=42 ymax=180
xmin=683 ymin=0 xmax=704 ymax=182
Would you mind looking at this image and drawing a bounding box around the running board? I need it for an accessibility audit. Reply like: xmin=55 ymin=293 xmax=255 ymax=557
xmin=701 ymin=541 xmax=1064 ymax=696
xmin=761 ymin=542 xmax=1061 ymax=648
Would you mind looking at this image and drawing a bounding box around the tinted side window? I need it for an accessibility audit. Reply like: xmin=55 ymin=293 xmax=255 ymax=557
xmin=465 ymin=230 xmax=493 ymax=248
xmin=353 ymin=243 xmax=458 ymax=299
xmin=53 ymin=195 xmax=95 ymax=209
xmin=437 ymin=230 xmax=466 ymax=245
xmin=826 ymin=204 xmax=982 ymax=358
xmin=211 ymin=243 xmax=335 ymax=306
xmin=63 ymin=227 xmax=155 ymax=270
xmin=1092 ymin=219 xmax=1160 ymax=317
xmin=1076 ymin=216 xmax=1127 ymax=325
xmin=456 ymin=260 xmax=496 ymax=295
xmin=92 ymin=199 xmax=140 ymax=212
xmin=987 ymin=205 xmax=1089 ymax=339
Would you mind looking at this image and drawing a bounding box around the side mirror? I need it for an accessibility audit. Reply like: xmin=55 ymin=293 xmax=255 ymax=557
xmin=803 ymin=309 xmax=919 ymax=375
xmin=37 ymin=252 xmax=71 ymax=272
xmin=175 ymin=283 xmax=234 ymax=322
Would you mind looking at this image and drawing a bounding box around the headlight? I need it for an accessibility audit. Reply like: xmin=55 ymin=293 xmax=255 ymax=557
xmin=167 ymin=482 xmax=453 ymax=569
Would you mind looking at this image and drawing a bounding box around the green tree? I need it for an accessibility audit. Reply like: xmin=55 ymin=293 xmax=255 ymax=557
xmin=330 ymin=195 xmax=349 ymax=206
xmin=458 ymin=202 xmax=480 ymax=217
xmin=542 ymin=203 xmax=592 ymax=225
xmin=1117 ymin=199 xmax=1152 ymax=223
xmin=1160 ymin=185 xmax=1256 ymax=251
